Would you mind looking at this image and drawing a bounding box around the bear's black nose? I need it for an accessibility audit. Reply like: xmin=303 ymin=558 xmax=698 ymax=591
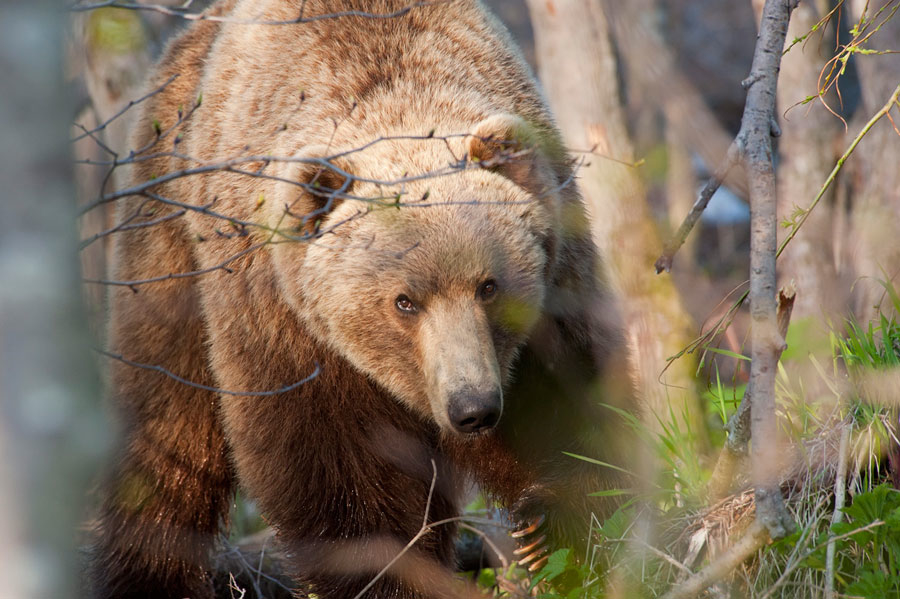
xmin=448 ymin=390 xmax=502 ymax=434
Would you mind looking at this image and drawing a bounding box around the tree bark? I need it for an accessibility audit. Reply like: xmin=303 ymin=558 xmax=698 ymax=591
xmin=848 ymin=0 xmax=900 ymax=320
xmin=525 ymin=0 xmax=707 ymax=447
xmin=665 ymin=124 xmax=700 ymax=266
xmin=606 ymin=0 xmax=750 ymax=200
xmin=741 ymin=0 xmax=798 ymax=540
xmin=773 ymin=1 xmax=843 ymax=319
xmin=0 ymin=1 xmax=108 ymax=596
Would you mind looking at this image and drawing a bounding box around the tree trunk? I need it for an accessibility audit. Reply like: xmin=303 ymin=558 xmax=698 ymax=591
xmin=0 ymin=1 xmax=108 ymax=596
xmin=525 ymin=0 xmax=707 ymax=447
xmin=742 ymin=0 xmax=798 ymax=540
xmin=606 ymin=0 xmax=750 ymax=200
xmin=848 ymin=0 xmax=900 ymax=319
xmin=774 ymin=1 xmax=843 ymax=319
xmin=666 ymin=124 xmax=700 ymax=266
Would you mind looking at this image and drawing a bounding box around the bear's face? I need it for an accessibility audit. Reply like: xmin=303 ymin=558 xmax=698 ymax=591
xmin=270 ymin=115 xmax=559 ymax=435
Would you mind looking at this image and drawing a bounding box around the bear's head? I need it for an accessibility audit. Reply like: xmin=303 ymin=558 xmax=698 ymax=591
xmin=268 ymin=114 xmax=567 ymax=435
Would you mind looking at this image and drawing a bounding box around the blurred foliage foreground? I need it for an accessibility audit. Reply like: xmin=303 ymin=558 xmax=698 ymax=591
xmin=465 ymin=280 xmax=900 ymax=599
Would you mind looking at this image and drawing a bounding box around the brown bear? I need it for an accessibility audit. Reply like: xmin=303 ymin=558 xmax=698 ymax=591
xmin=90 ymin=1 xmax=635 ymax=597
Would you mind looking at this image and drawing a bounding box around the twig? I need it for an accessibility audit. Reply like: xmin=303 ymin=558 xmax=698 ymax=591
xmin=98 ymin=349 xmax=320 ymax=396
xmin=221 ymin=543 xmax=266 ymax=598
xmin=71 ymin=74 xmax=178 ymax=143
xmin=73 ymin=122 xmax=118 ymax=157
xmin=227 ymin=573 xmax=246 ymax=599
xmin=656 ymin=9 xmax=891 ymax=276
xmin=82 ymin=241 xmax=269 ymax=288
xmin=350 ymin=460 xmax=439 ymax=599
xmin=348 ymin=462 xmax=512 ymax=598
xmin=803 ymin=0 xmax=900 ymax=129
xmin=457 ymin=523 xmax=511 ymax=570
xmin=630 ymin=536 xmax=694 ymax=576
xmin=659 ymin=520 xmax=769 ymax=599
xmin=655 ymin=139 xmax=740 ymax=273
xmin=79 ymin=152 xmax=463 ymax=215
xmin=255 ymin=535 xmax=268 ymax=592
xmin=69 ymin=1 xmax=442 ymax=26
xmin=777 ymin=83 xmax=900 ymax=259
xmin=79 ymin=204 xmax=187 ymax=250
xmin=824 ymin=420 xmax=852 ymax=599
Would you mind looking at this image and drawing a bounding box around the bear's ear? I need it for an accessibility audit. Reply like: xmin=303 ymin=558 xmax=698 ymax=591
xmin=466 ymin=114 xmax=551 ymax=195
xmin=273 ymin=145 xmax=355 ymax=237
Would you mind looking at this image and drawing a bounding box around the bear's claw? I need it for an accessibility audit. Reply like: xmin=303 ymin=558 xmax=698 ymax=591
xmin=512 ymin=534 xmax=546 ymax=557
xmin=510 ymin=513 xmax=545 ymax=538
xmin=511 ymin=514 xmax=549 ymax=572
xmin=527 ymin=555 xmax=549 ymax=572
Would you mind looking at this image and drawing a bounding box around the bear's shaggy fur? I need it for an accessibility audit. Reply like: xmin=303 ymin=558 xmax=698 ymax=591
xmin=90 ymin=1 xmax=634 ymax=597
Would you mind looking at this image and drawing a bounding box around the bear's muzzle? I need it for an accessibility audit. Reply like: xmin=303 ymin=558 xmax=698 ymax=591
xmin=447 ymin=387 xmax=502 ymax=434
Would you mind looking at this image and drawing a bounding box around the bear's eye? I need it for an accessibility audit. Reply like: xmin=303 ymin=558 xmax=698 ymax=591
xmin=478 ymin=279 xmax=498 ymax=300
xmin=395 ymin=294 xmax=418 ymax=314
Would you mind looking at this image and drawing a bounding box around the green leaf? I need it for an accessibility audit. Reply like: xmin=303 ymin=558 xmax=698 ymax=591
xmin=705 ymin=347 xmax=750 ymax=361
xmin=846 ymin=569 xmax=891 ymax=597
xmin=599 ymin=503 xmax=635 ymax=539
xmin=587 ymin=488 xmax=633 ymax=497
xmin=475 ymin=567 xmax=496 ymax=588
xmin=529 ymin=548 xmax=572 ymax=589
xmin=886 ymin=505 xmax=900 ymax=531
xmin=561 ymin=451 xmax=633 ymax=476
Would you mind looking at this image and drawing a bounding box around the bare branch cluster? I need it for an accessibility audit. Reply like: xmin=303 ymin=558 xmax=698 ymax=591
xmin=69 ymin=0 xmax=445 ymax=25
xmin=75 ymin=76 xmax=558 ymax=285
xmin=71 ymin=36 xmax=582 ymax=435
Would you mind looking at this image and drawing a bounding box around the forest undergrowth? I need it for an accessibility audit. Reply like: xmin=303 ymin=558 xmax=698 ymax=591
xmin=469 ymin=280 xmax=900 ymax=598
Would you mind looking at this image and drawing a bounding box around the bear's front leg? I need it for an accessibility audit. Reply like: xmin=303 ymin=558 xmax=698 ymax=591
xmin=92 ymin=278 xmax=233 ymax=599
xmin=212 ymin=325 xmax=466 ymax=598
xmin=224 ymin=406 xmax=464 ymax=596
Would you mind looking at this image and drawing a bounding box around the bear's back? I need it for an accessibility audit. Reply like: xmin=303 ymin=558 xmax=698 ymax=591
xmin=181 ymin=0 xmax=567 ymax=188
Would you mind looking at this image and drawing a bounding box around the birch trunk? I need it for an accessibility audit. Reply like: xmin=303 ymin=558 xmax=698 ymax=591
xmin=0 ymin=2 xmax=108 ymax=596
xmin=743 ymin=0 xmax=798 ymax=539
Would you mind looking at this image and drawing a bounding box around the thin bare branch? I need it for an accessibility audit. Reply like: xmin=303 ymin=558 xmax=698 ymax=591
xmin=350 ymin=460 xmax=438 ymax=599
xmin=778 ymin=83 xmax=900 ymax=258
xmin=708 ymin=285 xmax=795 ymax=500
xmin=457 ymin=523 xmax=511 ymax=571
xmin=79 ymin=152 xmax=464 ymax=216
xmin=73 ymin=122 xmax=118 ymax=157
xmin=660 ymin=520 xmax=769 ymax=599
xmin=71 ymin=74 xmax=178 ymax=144
xmin=69 ymin=1 xmax=443 ymax=26
xmin=655 ymin=140 xmax=741 ymax=273
xmin=79 ymin=199 xmax=187 ymax=250
xmin=760 ymin=519 xmax=885 ymax=599
xmin=98 ymin=349 xmax=320 ymax=396
xmin=824 ymin=420 xmax=852 ymax=599
xmin=742 ymin=0 xmax=800 ymax=542
xmin=83 ymin=241 xmax=267 ymax=289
